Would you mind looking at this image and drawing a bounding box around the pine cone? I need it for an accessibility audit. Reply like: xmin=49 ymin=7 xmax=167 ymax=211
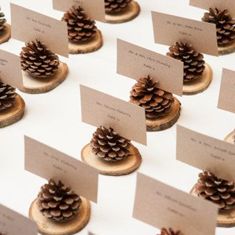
xmin=91 ymin=126 xmax=131 ymax=162
xmin=158 ymin=228 xmax=181 ymax=235
xmin=20 ymin=40 xmax=60 ymax=79
xmin=196 ymin=171 xmax=235 ymax=210
xmin=0 ymin=9 xmax=6 ymax=34
xmin=105 ymin=0 xmax=132 ymax=14
xmin=62 ymin=6 xmax=97 ymax=43
xmin=0 ymin=82 xmax=16 ymax=112
xmin=130 ymin=76 xmax=174 ymax=119
xmin=167 ymin=42 xmax=205 ymax=82
xmin=202 ymin=8 xmax=235 ymax=47
xmin=37 ymin=179 xmax=82 ymax=222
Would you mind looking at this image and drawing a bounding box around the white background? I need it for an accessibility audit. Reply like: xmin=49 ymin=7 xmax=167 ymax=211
xmin=0 ymin=0 xmax=235 ymax=234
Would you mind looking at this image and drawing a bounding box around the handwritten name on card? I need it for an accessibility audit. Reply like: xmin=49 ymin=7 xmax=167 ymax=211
xmin=151 ymin=11 xmax=218 ymax=56
xmin=0 ymin=50 xmax=23 ymax=89
xmin=218 ymin=68 xmax=235 ymax=114
xmin=117 ymin=39 xmax=183 ymax=95
xmin=80 ymin=85 xmax=147 ymax=145
xmin=133 ymin=173 xmax=217 ymax=235
xmin=0 ymin=204 xmax=37 ymax=235
xmin=25 ymin=136 xmax=99 ymax=202
xmin=11 ymin=4 xmax=68 ymax=57
xmin=53 ymin=0 xmax=105 ymax=22
xmin=177 ymin=125 xmax=235 ymax=181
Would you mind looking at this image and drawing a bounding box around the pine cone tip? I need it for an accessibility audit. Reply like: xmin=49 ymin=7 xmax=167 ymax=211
xmin=158 ymin=227 xmax=182 ymax=235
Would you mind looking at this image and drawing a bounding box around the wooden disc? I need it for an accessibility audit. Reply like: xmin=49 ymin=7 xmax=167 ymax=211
xmin=0 ymin=24 xmax=11 ymax=44
xmin=29 ymin=197 xmax=91 ymax=235
xmin=105 ymin=1 xmax=140 ymax=24
xmin=183 ymin=63 xmax=212 ymax=95
xmin=69 ymin=30 xmax=103 ymax=54
xmin=190 ymin=184 xmax=235 ymax=227
xmin=20 ymin=62 xmax=68 ymax=94
xmin=218 ymin=41 xmax=235 ymax=55
xmin=0 ymin=95 xmax=25 ymax=128
xmin=224 ymin=131 xmax=234 ymax=144
xmin=81 ymin=143 xmax=142 ymax=176
xmin=146 ymin=97 xmax=181 ymax=132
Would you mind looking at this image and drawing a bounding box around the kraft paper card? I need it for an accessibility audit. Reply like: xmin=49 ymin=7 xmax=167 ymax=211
xmin=117 ymin=39 xmax=183 ymax=96
xmin=0 ymin=50 xmax=23 ymax=89
xmin=151 ymin=11 xmax=218 ymax=56
xmin=190 ymin=0 xmax=235 ymax=17
xmin=11 ymin=3 xmax=68 ymax=57
xmin=80 ymin=85 xmax=147 ymax=145
xmin=25 ymin=136 xmax=99 ymax=202
xmin=133 ymin=173 xmax=217 ymax=235
xmin=218 ymin=68 xmax=235 ymax=114
xmin=0 ymin=204 xmax=37 ymax=235
xmin=53 ymin=0 xmax=105 ymax=22
xmin=176 ymin=125 xmax=235 ymax=181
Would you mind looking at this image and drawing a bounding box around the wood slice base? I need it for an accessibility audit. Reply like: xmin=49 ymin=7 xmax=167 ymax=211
xmin=0 ymin=95 xmax=25 ymax=128
xmin=183 ymin=63 xmax=212 ymax=95
xmin=224 ymin=131 xmax=234 ymax=144
xmin=20 ymin=62 xmax=68 ymax=94
xmin=0 ymin=24 xmax=11 ymax=44
xmin=81 ymin=143 xmax=142 ymax=176
xmin=191 ymin=184 xmax=235 ymax=227
xmin=105 ymin=1 xmax=140 ymax=23
xmin=218 ymin=41 xmax=235 ymax=55
xmin=29 ymin=197 xmax=91 ymax=235
xmin=146 ymin=97 xmax=181 ymax=131
xmin=69 ymin=30 xmax=103 ymax=54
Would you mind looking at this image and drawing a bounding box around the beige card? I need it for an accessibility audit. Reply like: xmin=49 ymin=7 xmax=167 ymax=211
xmin=0 ymin=50 xmax=23 ymax=89
xmin=218 ymin=68 xmax=235 ymax=114
xmin=53 ymin=0 xmax=105 ymax=22
xmin=80 ymin=85 xmax=147 ymax=145
xmin=190 ymin=0 xmax=235 ymax=17
xmin=0 ymin=204 xmax=37 ymax=235
xmin=151 ymin=11 xmax=218 ymax=56
xmin=177 ymin=125 xmax=235 ymax=181
xmin=25 ymin=136 xmax=99 ymax=202
xmin=117 ymin=39 xmax=183 ymax=96
xmin=11 ymin=3 xmax=68 ymax=57
xmin=133 ymin=173 xmax=218 ymax=235
xmin=133 ymin=173 xmax=217 ymax=235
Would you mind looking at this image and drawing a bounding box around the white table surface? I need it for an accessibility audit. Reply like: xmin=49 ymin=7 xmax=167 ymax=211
xmin=0 ymin=0 xmax=235 ymax=234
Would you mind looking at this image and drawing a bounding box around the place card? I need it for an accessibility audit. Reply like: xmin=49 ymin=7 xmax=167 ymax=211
xmin=0 ymin=204 xmax=37 ymax=235
xmin=11 ymin=3 xmax=68 ymax=57
xmin=80 ymin=85 xmax=147 ymax=145
xmin=190 ymin=0 xmax=235 ymax=17
xmin=133 ymin=173 xmax=218 ymax=235
xmin=25 ymin=136 xmax=99 ymax=202
xmin=151 ymin=11 xmax=218 ymax=56
xmin=177 ymin=125 xmax=235 ymax=181
xmin=218 ymin=68 xmax=235 ymax=114
xmin=117 ymin=39 xmax=183 ymax=96
xmin=0 ymin=49 xmax=23 ymax=89
xmin=53 ymin=0 xmax=105 ymax=22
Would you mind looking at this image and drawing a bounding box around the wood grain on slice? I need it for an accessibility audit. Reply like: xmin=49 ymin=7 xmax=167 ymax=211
xmin=224 ymin=131 xmax=234 ymax=144
xmin=105 ymin=1 xmax=140 ymax=23
xmin=218 ymin=41 xmax=235 ymax=55
xmin=29 ymin=197 xmax=91 ymax=235
xmin=0 ymin=23 xmax=11 ymax=44
xmin=81 ymin=143 xmax=142 ymax=176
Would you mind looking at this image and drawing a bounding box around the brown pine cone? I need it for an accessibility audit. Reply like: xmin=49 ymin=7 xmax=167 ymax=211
xmin=105 ymin=0 xmax=132 ymax=14
xmin=196 ymin=171 xmax=235 ymax=210
xmin=20 ymin=40 xmax=60 ymax=79
xmin=130 ymin=76 xmax=174 ymax=119
xmin=202 ymin=8 xmax=235 ymax=47
xmin=62 ymin=6 xmax=97 ymax=43
xmin=167 ymin=42 xmax=205 ymax=82
xmin=158 ymin=228 xmax=181 ymax=235
xmin=37 ymin=179 xmax=82 ymax=222
xmin=0 ymin=9 xmax=6 ymax=34
xmin=91 ymin=126 xmax=131 ymax=162
xmin=0 ymin=81 xmax=16 ymax=112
